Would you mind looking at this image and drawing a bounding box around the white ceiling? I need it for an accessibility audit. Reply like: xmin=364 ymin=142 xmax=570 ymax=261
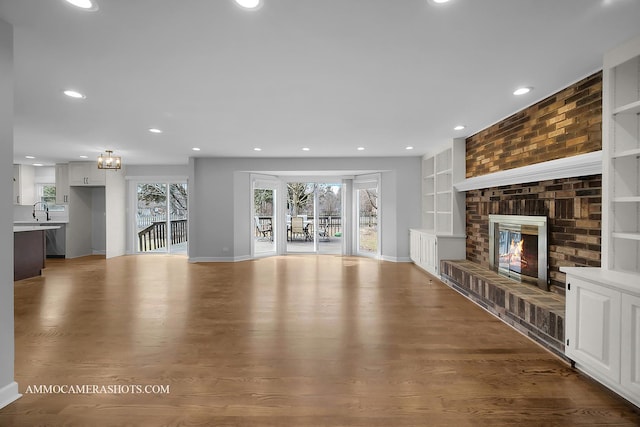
xmin=2 ymin=0 xmax=640 ymax=166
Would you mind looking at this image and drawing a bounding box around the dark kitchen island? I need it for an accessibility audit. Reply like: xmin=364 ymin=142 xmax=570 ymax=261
xmin=14 ymin=226 xmax=60 ymax=281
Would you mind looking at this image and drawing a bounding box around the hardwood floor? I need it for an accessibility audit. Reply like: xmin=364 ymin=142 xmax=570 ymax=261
xmin=1 ymin=255 xmax=638 ymax=426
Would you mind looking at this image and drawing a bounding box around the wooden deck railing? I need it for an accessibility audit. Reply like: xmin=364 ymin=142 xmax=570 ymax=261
xmin=138 ymin=219 xmax=187 ymax=252
xmin=255 ymin=216 xmax=371 ymax=238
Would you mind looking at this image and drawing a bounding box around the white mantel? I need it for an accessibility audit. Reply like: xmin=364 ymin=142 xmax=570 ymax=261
xmin=454 ymin=151 xmax=603 ymax=192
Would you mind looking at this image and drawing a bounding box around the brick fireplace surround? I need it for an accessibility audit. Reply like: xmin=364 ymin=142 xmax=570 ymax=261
xmin=439 ymin=72 xmax=602 ymax=356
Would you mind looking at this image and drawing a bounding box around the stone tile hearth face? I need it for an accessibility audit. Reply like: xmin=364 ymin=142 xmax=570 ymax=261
xmin=440 ymin=260 xmax=566 ymax=357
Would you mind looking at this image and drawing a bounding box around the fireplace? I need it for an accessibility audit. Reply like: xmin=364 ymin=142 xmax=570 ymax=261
xmin=489 ymin=215 xmax=549 ymax=291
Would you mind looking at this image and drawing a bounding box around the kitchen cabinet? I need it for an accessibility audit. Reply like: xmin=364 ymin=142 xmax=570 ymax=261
xmin=13 ymin=164 xmax=35 ymax=205
xmin=55 ymin=163 xmax=70 ymax=204
xmin=68 ymin=161 xmax=105 ymax=186
xmin=13 ymin=226 xmax=61 ymax=280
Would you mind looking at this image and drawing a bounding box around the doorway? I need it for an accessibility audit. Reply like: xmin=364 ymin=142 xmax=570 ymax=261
xmin=253 ymin=178 xmax=277 ymax=257
xmin=135 ymin=182 xmax=188 ymax=254
xmin=354 ymin=176 xmax=380 ymax=257
xmin=286 ymin=181 xmax=343 ymax=255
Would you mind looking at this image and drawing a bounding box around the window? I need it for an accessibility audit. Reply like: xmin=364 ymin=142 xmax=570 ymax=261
xmin=36 ymin=183 xmax=65 ymax=211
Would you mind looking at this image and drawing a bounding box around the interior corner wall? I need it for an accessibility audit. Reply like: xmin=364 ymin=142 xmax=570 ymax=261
xmin=91 ymin=187 xmax=106 ymax=254
xmin=105 ymin=168 xmax=126 ymax=258
xmin=0 ymin=17 xmax=20 ymax=409
xmin=189 ymin=157 xmax=421 ymax=262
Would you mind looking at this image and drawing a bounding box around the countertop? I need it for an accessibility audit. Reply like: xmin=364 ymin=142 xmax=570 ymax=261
xmin=14 ymin=220 xmax=68 ymax=224
xmin=14 ymin=225 xmax=62 ymax=232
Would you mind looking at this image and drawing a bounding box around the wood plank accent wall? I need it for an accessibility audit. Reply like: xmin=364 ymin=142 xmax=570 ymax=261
xmin=466 ymin=72 xmax=602 ymax=178
xmin=464 ymin=72 xmax=603 ymax=295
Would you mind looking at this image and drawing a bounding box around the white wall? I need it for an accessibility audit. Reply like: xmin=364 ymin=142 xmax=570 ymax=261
xmin=66 ymin=187 xmax=93 ymax=258
xmin=106 ymin=168 xmax=126 ymax=258
xmin=0 ymin=17 xmax=20 ymax=409
xmin=33 ymin=166 xmax=55 ymax=184
xmin=91 ymin=187 xmax=106 ymax=254
xmin=125 ymin=164 xmax=188 ymax=178
xmin=189 ymin=156 xmax=421 ymax=262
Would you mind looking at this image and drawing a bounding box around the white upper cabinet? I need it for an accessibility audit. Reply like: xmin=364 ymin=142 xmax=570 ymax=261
xmin=55 ymin=163 xmax=70 ymax=204
xmin=13 ymin=164 xmax=36 ymax=205
xmin=68 ymin=161 xmax=106 ymax=186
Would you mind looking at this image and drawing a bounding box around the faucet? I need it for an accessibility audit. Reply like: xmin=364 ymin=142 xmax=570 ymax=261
xmin=32 ymin=202 xmax=50 ymax=221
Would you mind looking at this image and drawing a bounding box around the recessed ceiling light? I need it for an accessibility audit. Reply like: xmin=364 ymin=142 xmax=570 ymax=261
xmin=192 ymin=147 xmax=201 ymax=151
xmin=148 ymin=128 xmax=163 ymax=134
xmin=454 ymin=125 xmax=466 ymax=131
xmin=406 ymin=146 xmax=414 ymax=150
xmin=63 ymin=89 xmax=86 ymax=99
xmin=302 ymin=147 xmax=310 ymax=151
xmin=357 ymin=147 xmax=365 ymax=151
xmin=513 ymin=87 xmax=532 ymax=96
xmin=254 ymin=147 xmax=262 ymax=151
xmin=33 ymin=163 xmax=44 ymax=167
xmin=64 ymin=0 xmax=99 ymax=11
xmin=234 ymin=0 xmax=261 ymax=9
xmin=79 ymin=155 xmax=88 ymax=159
xmin=432 ymin=0 xmax=450 ymax=3
xmin=25 ymin=155 xmax=35 ymax=159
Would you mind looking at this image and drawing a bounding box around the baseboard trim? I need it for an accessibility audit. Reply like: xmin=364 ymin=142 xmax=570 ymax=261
xmin=381 ymin=256 xmax=412 ymax=263
xmin=0 ymin=381 xmax=21 ymax=410
xmin=189 ymin=256 xmax=251 ymax=263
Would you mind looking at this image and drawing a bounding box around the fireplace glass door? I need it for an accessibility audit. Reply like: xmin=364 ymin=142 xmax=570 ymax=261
xmin=489 ymin=215 xmax=548 ymax=291
xmin=498 ymin=227 xmax=539 ymax=282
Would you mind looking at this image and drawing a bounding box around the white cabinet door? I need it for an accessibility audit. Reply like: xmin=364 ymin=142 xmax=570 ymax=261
xmin=420 ymin=232 xmax=437 ymax=275
xmin=13 ymin=164 xmax=35 ymax=205
xmin=410 ymin=230 xmax=421 ymax=263
xmin=68 ymin=162 xmax=105 ymax=186
xmin=13 ymin=164 xmax=19 ymax=204
xmin=621 ymin=294 xmax=640 ymax=405
xmin=566 ymin=276 xmax=621 ymax=382
xmin=55 ymin=163 xmax=69 ymax=204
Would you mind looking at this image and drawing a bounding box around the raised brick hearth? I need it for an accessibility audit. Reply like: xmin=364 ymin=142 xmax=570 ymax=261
xmin=440 ymin=260 xmax=566 ymax=358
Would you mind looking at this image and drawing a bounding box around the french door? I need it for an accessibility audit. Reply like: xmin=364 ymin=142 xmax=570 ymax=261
xmin=354 ymin=175 xmax=380 ymax=258
xmin=285 ymin=181 xmax=343 ymax=255
xmin=135 ymin=181 xmax=188 ymax=254
xmin=253 ymin=177 xmax=277 ymax=257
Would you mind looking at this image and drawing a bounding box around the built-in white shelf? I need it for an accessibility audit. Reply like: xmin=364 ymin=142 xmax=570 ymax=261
xmin=613 ymin=99 xmax=640 ymax=115
xmin=612 ymin=232 xmax=640 ymax=241
xmin=612 ymin=148 xmax=640 ymax=159
xmin=613 ymin=196 xmax=640 ymax=202
xmin=420 ymin=138 xmax=465 ymax=242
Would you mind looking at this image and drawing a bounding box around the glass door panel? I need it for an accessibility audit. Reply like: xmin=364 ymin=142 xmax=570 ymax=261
xmin=317 ymin=183 xmax=342 ymax=254
xmin=137 ymin=183 xmax=168 ymax=253
xmin=357 ymin=186 xmax=379 ymax=256
xmin=168 ymin=183 xmax=188 ymax=254
xmin=254 ymin=187 xmax=276 ymax=255
xmin=286 ymin=182 xmax=315 ymax=253
xmin=136 ymin=182 xmax=188 ymax=254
